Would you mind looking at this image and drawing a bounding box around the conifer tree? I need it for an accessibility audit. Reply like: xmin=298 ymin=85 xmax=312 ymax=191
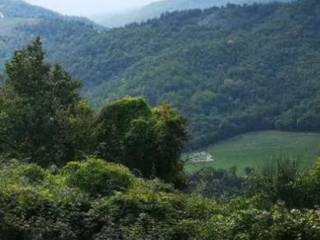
xmin=0 ymin=38 xmax=93 ymax=166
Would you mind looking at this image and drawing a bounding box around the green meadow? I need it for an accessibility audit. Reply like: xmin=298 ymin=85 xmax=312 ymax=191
xmin=186 ymin=131 xmax=320 ymax=174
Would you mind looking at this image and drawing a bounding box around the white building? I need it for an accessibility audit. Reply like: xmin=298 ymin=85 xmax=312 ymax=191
xmin=189 ymin=151 xmax=214 ymax=163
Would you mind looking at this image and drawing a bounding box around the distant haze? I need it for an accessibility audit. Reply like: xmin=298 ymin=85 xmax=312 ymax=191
xmin=25 ymin=0 xmax=160 ymax=16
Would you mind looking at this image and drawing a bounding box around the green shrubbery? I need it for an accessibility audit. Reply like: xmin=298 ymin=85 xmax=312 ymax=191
xmin=1 ymin=159 xmax=320 ymax=240
xmin=61 ymin=159 xmax=134 ymax=197
xmin=247 ymin=158 xmax=320 ymax=209
xmin=201 ymin=203 xmax=320 ymax=240
xmin=187 ymin=167 xmax=247 ymax=199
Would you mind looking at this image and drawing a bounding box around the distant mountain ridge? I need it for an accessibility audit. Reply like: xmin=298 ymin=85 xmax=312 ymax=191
xmin=92 ymin=0 xmax=292 ymax=27
xmin=0 ymin=0 xmax=61 ymax=19
xmin=0 ymin=0 xmax=101 ymax=84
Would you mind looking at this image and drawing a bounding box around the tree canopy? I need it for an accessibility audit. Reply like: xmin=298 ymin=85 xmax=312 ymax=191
xmin=1 ymin=0 xmax=320 ymax=148
xmin=0 ymin=38 xmax=92 ymax=166
xmin=0 ymin=40 xmax=188 ymax=184
xmin=93 ymin=97 xmax=188 ymax=183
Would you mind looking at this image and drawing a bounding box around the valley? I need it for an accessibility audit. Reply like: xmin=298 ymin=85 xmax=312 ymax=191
xmin=186 ymin=131 xmax=320 ymax=174
xmin=1 ymin=0 xmax=320 ymax=239
xmin=1 ymin=0 xmax=320 ymax=149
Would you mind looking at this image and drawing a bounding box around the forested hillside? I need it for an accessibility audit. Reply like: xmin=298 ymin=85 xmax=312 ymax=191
xmin=0 ymin=0 xmax=101 ymax=86
xmin=1 ymin=0 xmax=320 ymax=149
xmin=89 ymin=0 xmax=320 ymax=148
xmin=2 ymin=18 xmax=320 ymax=240
xmin=0 ymin=0 xmax=59 ymax=18
xmin=93 ymin=0 xmax=292 ymax=28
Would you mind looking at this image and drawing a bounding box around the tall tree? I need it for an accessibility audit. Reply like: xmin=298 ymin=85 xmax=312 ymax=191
xmin=0 ymin=38 xmax=93 ymax=166
xmin=93 ymin=97 xmax=188 ymax=183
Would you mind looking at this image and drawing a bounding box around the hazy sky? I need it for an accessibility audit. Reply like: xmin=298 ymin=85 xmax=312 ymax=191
xmin=25 ymin=0 xmax=160 ymax=16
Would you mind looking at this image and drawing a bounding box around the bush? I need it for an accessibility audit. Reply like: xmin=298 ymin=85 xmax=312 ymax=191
xmin=61 ymin=159 xmax=135 ymax=197
xmin=300 ymin=159 xmax=320 ymax=208
xmin=247 ymin=159 xmax=303 ymax=208
xmin=187 ymin=167 xmax=246 ymax=199
xmin=17 ymin=163 xmax=47 ymax=184
xmin=2 ymin=159 xmax=320 ymax=240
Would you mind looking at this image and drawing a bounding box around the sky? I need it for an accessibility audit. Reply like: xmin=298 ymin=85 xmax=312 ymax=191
xmin=25 ymin=0 xmax=160 ymax=16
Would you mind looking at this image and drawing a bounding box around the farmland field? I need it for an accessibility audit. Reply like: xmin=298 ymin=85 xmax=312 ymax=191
xmin=186 ymin=131 xmax=320 ymax=175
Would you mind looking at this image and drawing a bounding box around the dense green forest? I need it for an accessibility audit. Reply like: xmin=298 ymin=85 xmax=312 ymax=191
xmin=1 ymin=0 xmax=320 ymax=149
xmin=0 ymin=39 xmax=187 ymax=184
xmin=89 ymin=0 xmax=320 ymax=148
xmin=1 ymin=40 xmax=320 ymax=240
xmin=1 ymin=1 xmax=320 ymax=239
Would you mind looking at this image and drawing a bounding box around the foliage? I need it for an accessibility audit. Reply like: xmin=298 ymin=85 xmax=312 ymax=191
xmin=247 ymin=158 xmax=320 ymax=209
xmin=61 ymin=159 xmax=135 ymax=197
xmin=0 ymin=41 xmax=188 ymax=184
xmin=201 ymin=202 xmax=320 ymax=240
xmin=93 ymin=97 xmax=188 ymax=184
xmin=301 ymin=159 xmax=320 ymax=206
xmin=187 ymin=167 xmax=247 ymax=199
xmin=248 ymin=159 xmax=303 ymax=208
xmin=1 ymin=159 xmax=320 ymax=239
xmin=1 ymin=0 xmax=320 ymax=149
xmin=88 ymin=0 xmax=320 ymax=149
xmin=1 ymin=2 xmax=320 ymax=239
xmin=0 ymin=38 xmax=94 ymax=166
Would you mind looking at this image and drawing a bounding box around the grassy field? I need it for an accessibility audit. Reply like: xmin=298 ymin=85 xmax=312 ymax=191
xmin=185 ymin=131 xmax=320 ymax=175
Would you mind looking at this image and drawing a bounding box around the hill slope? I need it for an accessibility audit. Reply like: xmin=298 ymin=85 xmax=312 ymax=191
xmin=1 ymin=0 xmax=320 ymax=149
xmin=0 ymin=0 xmax=103 ymax=86
xmin=88 ymin=0 xmax=320 ymax=148
xmin=93 ymin=0 xmax=292 ymax=28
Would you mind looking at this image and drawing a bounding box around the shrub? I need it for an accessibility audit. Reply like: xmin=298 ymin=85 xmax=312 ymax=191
xmin=61 ymin=159 xmax=135 ymax=197
xmin=17 ymin=163 xmax=47 ymax=184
